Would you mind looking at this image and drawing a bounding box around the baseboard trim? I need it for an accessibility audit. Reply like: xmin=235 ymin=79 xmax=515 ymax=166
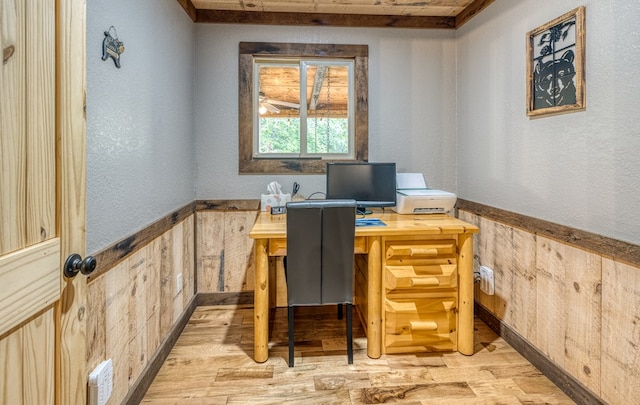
xmin=197 ymin=291 xmax=254 ymax=306
xmin=123 ymin=292 xmax=253 ymax=403
xmin=124 ymin=295 xmax=198 ymax=405
xmin=474 ymin=303 xmax=604 ymax=405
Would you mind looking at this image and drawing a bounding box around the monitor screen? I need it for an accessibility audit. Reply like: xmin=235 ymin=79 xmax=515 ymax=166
xmin=326 ymin=162 xmax=397 ymax=214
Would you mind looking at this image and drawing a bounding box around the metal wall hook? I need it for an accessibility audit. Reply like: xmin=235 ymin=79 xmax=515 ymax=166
xmin=102 ymin=25 xmax=125 ymax=68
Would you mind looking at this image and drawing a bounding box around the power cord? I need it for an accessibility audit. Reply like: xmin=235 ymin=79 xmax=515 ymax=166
xmin=306 ymin=191 xmax=326 ymax=200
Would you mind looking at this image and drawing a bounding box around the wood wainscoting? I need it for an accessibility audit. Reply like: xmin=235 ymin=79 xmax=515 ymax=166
xmin=457 ymin=199 xmax=640 ymax=405
xmin=83 ymin=199 xmax=638 ymax=404
xmin=85 ymin=200 xmax=259 ymax=404
xmin=86 ymin=210 xmax=196 ymax=404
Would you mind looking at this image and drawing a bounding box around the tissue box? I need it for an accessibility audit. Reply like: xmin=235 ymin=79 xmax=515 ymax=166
xmin=260 ymin=193 xmax=291 ymax=211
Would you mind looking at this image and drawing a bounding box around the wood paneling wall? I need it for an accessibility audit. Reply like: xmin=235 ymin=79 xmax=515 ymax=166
xmin=81 ymin=199 xmax=638 ymax=404
xmin=196 ymin=203 xmax=290 ymax=307
xmin=601 ymin=259 xmax=640 ymax=404
xmin=86 ymin=215 xmax=195 ymax=405
xmin=457 ymin=206 xmax=640 ymax=405
xmin=195 ymin=201 xmax=259 ymax=294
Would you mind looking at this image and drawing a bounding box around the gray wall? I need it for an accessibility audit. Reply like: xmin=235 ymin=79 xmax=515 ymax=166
xmin=86 ymin=0 xmax=195 ymax=253
xmin=457 ymin=0 xmax=640 ymax=245
xmin=86 ymin=0 xmax=640 ymax=252
xmin=194 ymin=25 xmax=458 ymax=200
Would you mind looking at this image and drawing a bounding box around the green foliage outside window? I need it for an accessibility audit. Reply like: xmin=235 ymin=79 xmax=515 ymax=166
xmin=259 ymin=118 xmax=349 ymax=154
xmin=259 ymin=118 xmax=301 ymax=153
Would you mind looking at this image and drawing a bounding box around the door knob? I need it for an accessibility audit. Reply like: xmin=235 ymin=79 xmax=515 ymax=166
xmin=64 ymin=254 xmax=97 ymax=278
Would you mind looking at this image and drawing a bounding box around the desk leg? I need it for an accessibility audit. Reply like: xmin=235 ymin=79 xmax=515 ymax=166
xmin=458 ymin=233 xmax=474 ymax=355
xmin=367 ymin=236 xmax=382 ymax=359
xmin=254 ymin=238 xmax=269 ymax=362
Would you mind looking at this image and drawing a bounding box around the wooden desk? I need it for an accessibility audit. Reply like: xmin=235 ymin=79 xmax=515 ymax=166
xmin=249 ymin=211 xmax=478 ymax=363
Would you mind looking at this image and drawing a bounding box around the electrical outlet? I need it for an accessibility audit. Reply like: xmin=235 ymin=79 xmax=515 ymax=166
xmin=479 ymin=265 xmax=495 ymax=295
xmin=176 ymin=273 xmax=183 ymax=294
xmin=88 ymin=359 xmax=113 ymax=405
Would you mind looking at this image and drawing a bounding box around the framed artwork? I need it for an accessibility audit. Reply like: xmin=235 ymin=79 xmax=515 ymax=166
xmin=527 ymin=6 xmax=585 ymax=117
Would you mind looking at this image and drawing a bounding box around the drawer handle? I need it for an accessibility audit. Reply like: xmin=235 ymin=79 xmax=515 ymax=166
xmin=409 ymin=247 xmax=438 ymax=256
xmin=410 ymin=321 xmax=438 ymax=331
xmin=410 ymin=277 xmax=440 ymax=287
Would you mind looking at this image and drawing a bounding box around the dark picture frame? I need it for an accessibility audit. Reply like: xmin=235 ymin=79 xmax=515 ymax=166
xmin=527 ymin=6 xmax=585 ymax=117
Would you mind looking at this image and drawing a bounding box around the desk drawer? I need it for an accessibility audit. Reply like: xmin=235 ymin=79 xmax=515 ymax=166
xmin=385 ymin=264 xmax=457 ymax=292
xmin=384 ymin=296 xmax=457 ymax=353
xmin=385 ymin=239 xmax=456 ymax=265
xmin=268 ymin=237 xmax=367 ymax=256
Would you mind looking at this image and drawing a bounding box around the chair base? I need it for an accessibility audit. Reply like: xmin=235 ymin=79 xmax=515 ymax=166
xmin=288 ymin=304 xmax=353 ymax=367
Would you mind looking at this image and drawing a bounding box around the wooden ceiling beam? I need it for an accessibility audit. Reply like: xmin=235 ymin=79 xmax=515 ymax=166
xmin=455 ymin=0 xmax=495 ymax=28
xmin=177 ymin=0 xmax=197 ymax=22
xmin=196 ymin=10 xmax=456 ymax=29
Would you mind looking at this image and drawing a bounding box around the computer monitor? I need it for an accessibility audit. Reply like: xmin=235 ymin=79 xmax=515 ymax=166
xmin=326 ymin=162 xmax=397 ymax=214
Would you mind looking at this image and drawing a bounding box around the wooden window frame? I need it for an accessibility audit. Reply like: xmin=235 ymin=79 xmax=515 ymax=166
xmin=239 ymin=42 xmax=368 ymax=174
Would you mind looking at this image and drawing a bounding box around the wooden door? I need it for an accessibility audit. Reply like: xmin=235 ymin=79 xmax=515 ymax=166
xmin=1 ymin=0 xmax=86 ymax=403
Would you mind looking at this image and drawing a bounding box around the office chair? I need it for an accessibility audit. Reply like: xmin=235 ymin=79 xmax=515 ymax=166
xmin=285 ymin=199 xmax=357 ymax=367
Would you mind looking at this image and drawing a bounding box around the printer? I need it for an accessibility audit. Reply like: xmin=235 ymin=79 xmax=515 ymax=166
xmin=392 ymin=173 xmax=457 ymax=215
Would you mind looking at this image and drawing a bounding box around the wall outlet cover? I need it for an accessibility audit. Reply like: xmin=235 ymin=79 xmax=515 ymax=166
xmin=479 ymin=265 xmax=495 ymax=295
xmin=88 ymin=359 xmax=113 ymax=405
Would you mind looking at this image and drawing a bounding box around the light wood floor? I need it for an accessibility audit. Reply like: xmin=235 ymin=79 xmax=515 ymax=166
xmin=143 ymin=305 xmax=575 ymax=404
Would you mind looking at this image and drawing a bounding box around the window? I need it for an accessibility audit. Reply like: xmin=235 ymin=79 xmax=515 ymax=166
xmin=239 ymin=42 xmax=368 ymax=174
xmin=255 ymin=59 xmax=354 ymax=159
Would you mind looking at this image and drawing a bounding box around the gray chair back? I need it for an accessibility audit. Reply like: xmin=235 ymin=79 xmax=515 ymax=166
xmin=285 ymin=199 xmax=356 ymax=306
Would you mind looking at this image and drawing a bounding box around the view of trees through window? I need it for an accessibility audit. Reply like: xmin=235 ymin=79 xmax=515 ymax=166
xmin=259 ymin=117 xmax=349 ymax=154
xmin=256 ymin=60 xmax=352 ymax=158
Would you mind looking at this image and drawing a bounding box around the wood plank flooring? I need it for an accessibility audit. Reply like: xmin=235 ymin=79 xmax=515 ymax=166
xmin=143 ymin=305 xmax=575 ymax=404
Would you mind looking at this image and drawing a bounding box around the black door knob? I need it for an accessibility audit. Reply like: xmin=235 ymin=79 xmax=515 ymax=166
xmin=64 ymin=254 xmax=98 ymax=278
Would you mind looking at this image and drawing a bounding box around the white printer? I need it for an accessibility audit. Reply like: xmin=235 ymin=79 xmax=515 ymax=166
xmin=392 ymin=173 xmax=457 ymax=214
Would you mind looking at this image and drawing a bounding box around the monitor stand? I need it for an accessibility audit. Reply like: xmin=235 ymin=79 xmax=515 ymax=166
xmin=356 ymin=207 xmax=373 ymax=216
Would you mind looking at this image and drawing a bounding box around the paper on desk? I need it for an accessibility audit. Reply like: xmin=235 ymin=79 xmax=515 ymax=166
xmin=396 ymin=173 xmax=427 ymax=189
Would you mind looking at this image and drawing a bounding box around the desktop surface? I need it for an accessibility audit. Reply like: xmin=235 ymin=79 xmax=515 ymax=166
xmin=249 ymin=209 xmax=478 ymax=239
